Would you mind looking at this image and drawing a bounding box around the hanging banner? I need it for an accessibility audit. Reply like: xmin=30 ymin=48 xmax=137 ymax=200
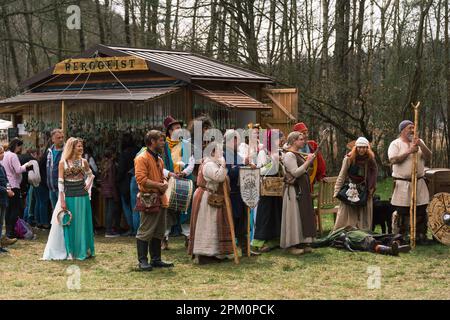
xmin=53 ymin=56 xmax=149 ymax=75
xmin=239 ymin=167 xmax=260 ymax=208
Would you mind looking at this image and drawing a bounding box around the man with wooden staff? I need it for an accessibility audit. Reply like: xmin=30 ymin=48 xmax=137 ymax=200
xmin=388 ymin=120 xmax=432 ymax=245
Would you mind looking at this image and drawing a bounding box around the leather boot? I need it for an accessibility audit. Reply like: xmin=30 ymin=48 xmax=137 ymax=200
xmin=392 ymin=241 xmax=411 ymax=253
xmin=374 ymin=242 xmax=399 ymax=256
xmin=150 ymin=238 xmax=174 ymax=268
xmin=136 ymin=239 xmax=153 ymax=271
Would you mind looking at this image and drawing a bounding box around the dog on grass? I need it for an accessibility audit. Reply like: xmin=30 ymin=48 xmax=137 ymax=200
xmin=372 ymin=195 xmax=396 ymax=234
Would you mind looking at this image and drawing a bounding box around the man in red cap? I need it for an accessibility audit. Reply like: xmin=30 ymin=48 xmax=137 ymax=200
xmin=293 ymin=122 xmax=326 ymax=184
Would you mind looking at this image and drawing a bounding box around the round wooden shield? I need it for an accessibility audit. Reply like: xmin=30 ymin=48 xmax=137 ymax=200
xmin=427 ymin=192 xmax=450 ymax=246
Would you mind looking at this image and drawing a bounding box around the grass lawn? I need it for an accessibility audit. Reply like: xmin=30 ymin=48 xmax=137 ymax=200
xmin=1 ymin=178 xmax=449 ymax=300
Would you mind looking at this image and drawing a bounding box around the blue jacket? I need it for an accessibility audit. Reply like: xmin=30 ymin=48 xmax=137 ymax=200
xmin=46 ymin=145 xmax=63 ymax=192
xmin=0 ymin=164 xmax=9 ymax=207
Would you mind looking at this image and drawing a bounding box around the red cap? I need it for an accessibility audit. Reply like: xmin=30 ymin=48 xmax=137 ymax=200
xmin=293 ymin=122 xmax=308 ymax=132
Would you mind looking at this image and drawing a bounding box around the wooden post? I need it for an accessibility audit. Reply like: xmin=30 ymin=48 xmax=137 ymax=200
xmin=247 ymin=207 xmax=251 ymax=257
xmin=410 ymin=102 xmax=420 ymax=249
xmin=223 ymin=177 xmax=240 ymax=264
xmin=185 ymin=87 xmax=193 ymax=123
xmin=61 ymin=100 xmax=66 ymax=137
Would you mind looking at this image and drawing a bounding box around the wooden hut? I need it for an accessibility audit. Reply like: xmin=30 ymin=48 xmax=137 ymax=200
xmin=0 ymin=44 xmax=299 ymax=227
xmin=0 ymin=44 xmax=298 ymax=149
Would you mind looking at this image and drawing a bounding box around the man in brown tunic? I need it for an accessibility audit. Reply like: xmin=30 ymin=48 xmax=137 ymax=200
xmin=134 ymin=130 xmax=174 ymax=271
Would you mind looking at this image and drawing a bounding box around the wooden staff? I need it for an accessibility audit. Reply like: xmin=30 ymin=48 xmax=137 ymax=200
xmin=223 ymin=177 xmax=240 ymax=264
xmin=410 ymin=101 xmax=420 ymax=249
xmin=247 ymin=207 xmax=251 ymax=257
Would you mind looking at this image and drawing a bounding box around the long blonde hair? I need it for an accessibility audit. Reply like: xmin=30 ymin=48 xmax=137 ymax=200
xmin=61 ymin=137 xmax=83 ymax=161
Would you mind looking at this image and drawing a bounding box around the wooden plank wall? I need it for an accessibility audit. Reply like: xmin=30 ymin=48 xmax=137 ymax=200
xmin=260 ymin=88 xmax=298 ymax=135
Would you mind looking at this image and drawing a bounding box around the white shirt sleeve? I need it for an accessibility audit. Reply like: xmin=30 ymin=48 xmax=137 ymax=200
xmin=163 ymin=168 xmax=170 ymax=178
xmin=203 ymin=159 xmax=227 ymax=183
xmin=387 ymin=140 xmax=399 ymax=161
xmin=182 ymin=155 xmax=195 ymax=176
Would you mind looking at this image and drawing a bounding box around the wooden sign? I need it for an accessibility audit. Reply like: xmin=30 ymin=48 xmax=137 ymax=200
xmin=239 ymin=167 xmax=260 ymax=208
xmin=53 ymin=56 xmax=149 ymax=75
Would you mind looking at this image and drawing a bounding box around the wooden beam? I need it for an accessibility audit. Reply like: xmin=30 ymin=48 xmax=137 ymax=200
xmin=185 ymin=87 xmax=193 ymax=122
xmin=61 ymin=100 xmax=66 ymax=137
xmin=264 ymin=92 xmax=296 ymax=121
xmin=0 ymin=105 xmax=26 ymax=114
xmin=263 ymin=88 xmax=298 ymax=93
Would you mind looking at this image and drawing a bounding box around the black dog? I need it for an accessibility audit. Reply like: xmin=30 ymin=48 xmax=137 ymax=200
xmin=372 ymin=195 xmax=395 ymax=234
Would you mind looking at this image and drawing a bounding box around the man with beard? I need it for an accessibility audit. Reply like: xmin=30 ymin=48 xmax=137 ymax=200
xmin=134 ymin=130 xmax=174 ymax=271
xmin=388 ymin=120 xmax=432 ymax=245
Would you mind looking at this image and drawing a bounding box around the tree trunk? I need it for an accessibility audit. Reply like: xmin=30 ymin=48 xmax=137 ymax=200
xmin=445 ymin=0 xmax=450 ymax=166
xmin=190 ymin=0 xmax=199 ymax=52
xmin=320 ymin=0 xmax=329 ymax=84
xmin=172 ymin=0 xmax=180 ymax=48
xmin=149 ymin=0 xmax=159 ymax=47
xmin=77 ymin=0 xmax=86 ymax=52
xmin=164 ymin=0 xmax=172 ymax=49
xmin=54 ymin=0 xmax=63 ymax=61
xmin=1 ymin=4 xmax=22 ymax=85
xmin=403 ymin=0 xmax=433 ymax=117
xmin=205 ymin=0 xmax=218 ymax=56
xmin=124 ymin=0 xmax=131 ymax=45
xmin=217 ymin=1 xmax=227 ymax=61
xmin=95 ymin=0 xmax=105 ymax=44
xmin=22 ymin=0 xmax=39 ymax=74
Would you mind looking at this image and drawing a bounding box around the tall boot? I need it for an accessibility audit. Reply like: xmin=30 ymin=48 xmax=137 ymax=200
xmin=150 ymin=238 xmax=174 ymax=268
xmin=136 ymin=239 xmax=153 ymax=271
xmin=374 ymin=242 xmax=399 ymax=256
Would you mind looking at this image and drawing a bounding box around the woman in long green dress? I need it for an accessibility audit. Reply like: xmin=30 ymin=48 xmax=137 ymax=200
xmin=43 ymin=137 xmax=95 ymax=260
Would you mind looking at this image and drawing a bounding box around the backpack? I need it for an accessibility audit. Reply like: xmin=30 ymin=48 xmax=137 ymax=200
xmin=15 ymin=218 xmax=35 ymax=240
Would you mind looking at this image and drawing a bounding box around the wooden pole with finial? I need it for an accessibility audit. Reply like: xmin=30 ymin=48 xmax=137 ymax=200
xmin=223 ymin=177 xmax=240 ymax=264
xmin=409 ymin=101 xmax=420 ymax=249
xmin=61 ymin=100 xmax=66 ymax=137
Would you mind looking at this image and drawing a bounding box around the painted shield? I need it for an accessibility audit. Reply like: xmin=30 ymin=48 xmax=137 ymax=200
xmin=239 ymin=167 xmax=260 ymax=208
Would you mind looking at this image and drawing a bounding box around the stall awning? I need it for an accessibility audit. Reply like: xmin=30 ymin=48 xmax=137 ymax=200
xmin=0 ymin=87 xmax=182 ymax=107
xmin=193 ymin=89 xmax=270 ymax=110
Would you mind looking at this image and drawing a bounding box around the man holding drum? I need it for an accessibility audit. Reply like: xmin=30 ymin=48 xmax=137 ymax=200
xmin=162 ymin=116 xmax=195 ymax=249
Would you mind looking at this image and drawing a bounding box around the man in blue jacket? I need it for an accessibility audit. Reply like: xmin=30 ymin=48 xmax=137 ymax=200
xmin=45 ymin=129 xmax=64 ymax=209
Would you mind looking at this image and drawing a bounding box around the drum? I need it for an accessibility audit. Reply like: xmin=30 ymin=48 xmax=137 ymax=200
xmin=165 ymin=177 xmax=194 ymax=212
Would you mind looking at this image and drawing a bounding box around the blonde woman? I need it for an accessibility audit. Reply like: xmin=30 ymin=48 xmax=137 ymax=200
xmin=43 ymin=137 xmax=95 ymax=260
xmin=281 ymin=132 xmax=317 ymax=255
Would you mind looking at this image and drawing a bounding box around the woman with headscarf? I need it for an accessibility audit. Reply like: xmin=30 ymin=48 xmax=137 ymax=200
xmin=188 ymin=142 xmax=234 ymax=264
xmin=333 ymin=137 xmax=378 ymax=231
